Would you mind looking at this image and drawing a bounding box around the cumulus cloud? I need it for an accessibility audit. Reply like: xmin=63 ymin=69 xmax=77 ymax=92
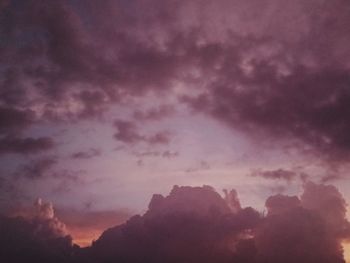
xmin=88 ymin=183 xmax=350 ymax=263
xmin=265 ymin=194 xmax=301 ymax=215
xmin=90 ymin=185 xmax=260 ymax=263
xmin=0 ymin=215 xmax=73 ymax=263
xmin=301 ymin=182 xmax=350 ymax=238
xmin=1 ymin=182 xmax=350 ymax=263
xmin=256 ymin=194 xmax=345 ymax=263
xmin=0 ymin=198 xmax=73 ymax=263
xmin=224 ymin=189 xmax=242 ymax=213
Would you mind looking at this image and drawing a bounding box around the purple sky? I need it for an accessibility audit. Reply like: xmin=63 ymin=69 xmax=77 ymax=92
xmin=1 ymin=0 xmax=350 ymax=256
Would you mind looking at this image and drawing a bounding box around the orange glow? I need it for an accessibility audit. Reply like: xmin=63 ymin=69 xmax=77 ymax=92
xmin=56 ymin=209 xmax=131 ymax=247
xmin=344 ymin=242 xmax=350 ymax=263
xmin=69 ymin=227 xmax=105 ymax=247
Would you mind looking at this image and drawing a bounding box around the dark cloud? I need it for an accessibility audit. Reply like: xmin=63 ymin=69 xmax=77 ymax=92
xmin=133 ymin=104 xmax=175 ymax=121
xmin=265 ymin=194 xmax=301 ymax=215
xmin=181 ymin=18 xmax=350 ymax=165
xmin=136 ymin=159 xmax=144 ymax=167
xmin=132 ymin=150 xmax=161 ymax=157
xmin=301 ymin=182 xmax=350 ymax=238
xmin=89 ymin=182 xmax=350 ymax=263
xmin=114 ymin=119 xmax=171 ymax=145
xmin=71 ymin=148 xmax=101 ymax=160
xmin=73 ymin=90 xmax=109 ymax=119
xmin=0 ymin=0 xmax=187 ymax=123
xmin=250 ymin=168 xmax=302 ymax=182
xmin=16 ymin=157 xmax=57 ymax=179
xmin=162 ymin=150 xmax=179 ymax=158
xmin=146 ymin=131 xmax=171 ymax=145
xmin=90 ymin=185 xmax=260 ymax=263
xmin=1 ymin=0 xmax=350 ymax=166
xmin=185 ymin=65 xmax=350 ymax=163
xmin=0 ymin=136 xmax=55 ymax=155
xmin=256 ymin=184 xmax=348 ymax=263
xmin=132 ymin=150 xmax=178 ymax=158
xmin=113 ymin=119 xmax=145 ymax=144
xmin=12 ymin=157 xmax=82 ymax=187
xmin=50 ymin=170 xmax=86 ymax=194
xmin=0 ymin=198 xmax=74 ymax=263
xmin=134 ymin=151 xmax=177 ymax=165
xmin=0 ymin=106 xmax=35 ymax=134
xmin=1 ymin=182 xmax=350 ymax=262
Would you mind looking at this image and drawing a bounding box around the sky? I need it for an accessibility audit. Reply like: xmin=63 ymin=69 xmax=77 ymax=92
xmin=1 ymin=0 xmax=350 ymax=262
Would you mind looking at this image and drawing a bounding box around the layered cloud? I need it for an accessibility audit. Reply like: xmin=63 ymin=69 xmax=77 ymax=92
xmin=114 ymin=119 xmax=171 ymax=145
xmin=1 ymin=0 xmax=350 ymax=164
xmin=71 ymin=148 xmax=101 ymax=160
xmin=0 ymin=136 xmax=54 ymax=155
xmin=133 ymin=105 xmax=176 ymax=122
xmin=250 ymin=168 xmax=306 ymax=182
xmin=1 ymin=0 xmax=350 ymax=162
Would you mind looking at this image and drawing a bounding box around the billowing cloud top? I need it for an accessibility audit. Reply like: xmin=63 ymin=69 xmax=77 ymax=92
xmin=1 ymin=183 xmax=350 ymax=263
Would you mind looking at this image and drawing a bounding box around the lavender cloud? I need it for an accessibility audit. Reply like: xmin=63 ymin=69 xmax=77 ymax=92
xmin=15 ymin=157 xmax=57 ymax=179
xmin=71 ymin=148 xmax=101 ymax=160
xmin=133 ymin=104 xmax=175 ymax=122
xmin=114 ymin=119 xmax=171 ymax=145
xmin=250 ymin=168 xmax=300 ymax=182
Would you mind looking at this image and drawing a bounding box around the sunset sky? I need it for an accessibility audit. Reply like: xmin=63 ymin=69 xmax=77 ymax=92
xmin=1 ymin=0 xmax=350 ymax=262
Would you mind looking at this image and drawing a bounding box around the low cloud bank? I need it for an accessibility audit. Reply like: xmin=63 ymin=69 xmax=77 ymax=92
xmin=1 ymin=182 xmax=349 ymax=263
